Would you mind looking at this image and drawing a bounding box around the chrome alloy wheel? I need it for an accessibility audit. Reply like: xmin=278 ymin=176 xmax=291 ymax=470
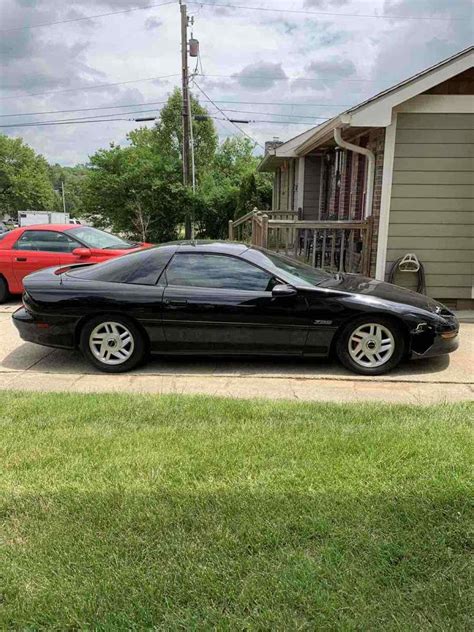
xmin=348 ymin=323 xmax=395 ymax=368
xmin=89 ymin=321 xmax=135 ymax=366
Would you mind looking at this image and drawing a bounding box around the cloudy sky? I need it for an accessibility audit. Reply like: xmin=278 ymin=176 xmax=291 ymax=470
xmin=0 ymin=0 xmax=471 ymax=165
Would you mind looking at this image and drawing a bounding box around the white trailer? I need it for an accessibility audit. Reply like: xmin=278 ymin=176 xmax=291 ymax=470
xmin=19 ymin=211 xmax=70 ymax=227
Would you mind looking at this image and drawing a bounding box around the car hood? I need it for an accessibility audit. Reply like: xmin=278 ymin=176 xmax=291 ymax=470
xmin=318 ymin=273 xmax=442 ymax=312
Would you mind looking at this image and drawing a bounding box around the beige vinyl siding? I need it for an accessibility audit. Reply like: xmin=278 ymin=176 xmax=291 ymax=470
xmin=393 ymin=157 xmax=474 ymax=171
xmin=386 ymin=112 xmax=474 ymax=300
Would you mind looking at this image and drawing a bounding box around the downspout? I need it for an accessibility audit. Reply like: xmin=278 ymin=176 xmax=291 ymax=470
xmin=333 ymin=127 xmax=375 ymax=219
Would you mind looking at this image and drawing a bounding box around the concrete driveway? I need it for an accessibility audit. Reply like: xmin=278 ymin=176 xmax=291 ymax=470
xmin=0 ymin=301 xmax=472 ymax=404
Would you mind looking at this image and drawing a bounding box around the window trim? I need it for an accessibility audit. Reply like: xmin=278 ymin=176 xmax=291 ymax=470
xmin=12 ymin=229 xmax=82 ymax=254
xmin=160 ymin=252 xmax=279 ymax=293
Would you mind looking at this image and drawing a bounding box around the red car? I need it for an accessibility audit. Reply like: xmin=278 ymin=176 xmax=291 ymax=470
xmin=0 ymin=224 xmax=150 ymax=303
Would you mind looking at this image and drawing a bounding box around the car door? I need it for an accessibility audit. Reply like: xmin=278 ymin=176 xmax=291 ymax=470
xmin=12 ymin=230 xmax=64 ymax=287
xmin=161 ymin=252 xmax=311 ymax=355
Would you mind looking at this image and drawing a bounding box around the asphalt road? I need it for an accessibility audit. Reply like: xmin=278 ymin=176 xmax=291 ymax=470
xmin=1 ymin=301 xmax=472 ymax=403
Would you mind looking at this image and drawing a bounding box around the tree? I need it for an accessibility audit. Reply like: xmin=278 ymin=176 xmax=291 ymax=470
xmin=0 ymin=135 xmax=55 ymax=218
xmin=82 ymin=90 xmax=219 ymax=242
xmin=79 ymin=91 xmax=272 ymax=242
xmin=195 ymin=137 xmax=272 ymax=238
xmin=82 ymin=142 xmax=189 ymax=243
xmin=49 ymin=164 xmax=89 ymax=218
xmin=129 ymin=88 xmax=218 ymax=183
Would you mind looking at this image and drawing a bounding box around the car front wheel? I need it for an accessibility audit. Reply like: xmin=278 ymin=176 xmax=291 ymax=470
xmin=336 ymin=317 xmax=405 ymax=375
xmin=79 ymin=316 xmax=146 ymax=373
xmin=0 ymin=276 xmax=10 ymax=304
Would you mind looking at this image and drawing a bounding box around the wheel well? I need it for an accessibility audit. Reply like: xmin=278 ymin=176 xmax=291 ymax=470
xmin=329 ymin=313 xmax=411 ymax=358
xmin=74 ymin=312 xmax=151 ymax=349
xmin=0 ymin=273 xmax=11 ymax=297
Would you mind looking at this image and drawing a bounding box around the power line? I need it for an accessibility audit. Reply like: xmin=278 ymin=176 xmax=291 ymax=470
xmin=201 ymin=73 xmax=375 ymax=83
xmin=0 ymin=116 xmax=316 ymax=129
xmin=187 ymin=1 xmax=466 ymax=21
xmin=0 ymin=101 xmax=169 ymax=118
xmin=192 ymin=80 xmax=264 ymax=149
xmin=0 ymin=118 xmax=133 ymax=128
xmin=0 ymin=106 xmax=332 ymax=125
xmin=208 ymin=116 xmax=320 ymax=125
xmin=0 ymin=106 xmax=167 ymax=127
xmin=0 ymin=99 xmax=352 ymax=119
xmin=0 ymin=108 xmax=322 ymax=128
xmin=215 ymin=100 xmax=352 ymax=107
xmin=0 ymin=74 xmax=180 ymax=101
xmin=222 ymin=109 xmax=330 ymax=120
xmin=0 ymin=1 xmax=176 ymax=33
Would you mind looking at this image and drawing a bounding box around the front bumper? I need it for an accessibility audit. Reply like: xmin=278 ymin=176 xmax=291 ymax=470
xmin=411 ymin=328 xmax=459 ymax=359
xmin=12 ymin=307 xmax=76 ymax=350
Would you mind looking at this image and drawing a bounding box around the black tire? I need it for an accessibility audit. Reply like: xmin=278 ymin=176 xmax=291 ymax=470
xmin=335 ymin=316 xmax=406 ymax=376
xmin=79 ymin=315 xmax=147 ymax=373
xmin=0 ymin=276 xmax=10 ymax=304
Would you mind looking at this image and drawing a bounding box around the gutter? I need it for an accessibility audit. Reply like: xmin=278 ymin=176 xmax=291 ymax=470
xmin=334 ymin=126 xmax=375 ymax=219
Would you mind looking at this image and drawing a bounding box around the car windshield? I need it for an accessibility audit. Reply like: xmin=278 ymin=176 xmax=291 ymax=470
xmin=68 ymin=227 xmax=134 ymax=250
xmin=257 ymin=249 xmax=334 ymax=287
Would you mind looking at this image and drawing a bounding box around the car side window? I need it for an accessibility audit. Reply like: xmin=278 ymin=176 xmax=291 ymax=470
xmin=13 ymin=230 xmax=80 ymax=253
xmin=69 ymin=246 xmax=175 ymax=285
xmin=165 ymin=253 xmax=274 ymax=292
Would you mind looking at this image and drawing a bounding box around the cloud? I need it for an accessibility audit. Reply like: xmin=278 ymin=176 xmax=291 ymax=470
xmin=290 ymin=57 xmax=356 ymax=91
xmin=1 ymin=0 xmax=471 ymax=165
xmin=15 ymin=0 xmax=146 ymax=8
xmin=306 ymin=58 xmax=356 ymax=79
xmin=232 ymin=62 xmax=287 ymax=91
xmin=145 ymin=16 xmax=162 ymax=30
xmin=370 ymin=0 xmax=473 ymax=88
xmin=304 ymin=0 xmax=349 ymax=8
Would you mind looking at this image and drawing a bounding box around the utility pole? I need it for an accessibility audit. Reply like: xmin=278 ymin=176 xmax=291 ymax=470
xmin=180 ymin=1 xmax=192 ymax=239
xmin=61 ymin=181 xmax=67 ymax=215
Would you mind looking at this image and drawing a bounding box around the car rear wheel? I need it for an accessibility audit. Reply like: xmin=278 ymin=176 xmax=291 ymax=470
xmin=336 ymin=317 xmax=405 ymax=375
xmin=0 ymin=276 xmax=10 ymax=304
xmin=79 ymin=316 xmax=146 ymax=373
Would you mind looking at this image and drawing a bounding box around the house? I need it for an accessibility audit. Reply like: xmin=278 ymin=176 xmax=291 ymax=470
xmin=258 ymin=46 xmax=473 ymax=308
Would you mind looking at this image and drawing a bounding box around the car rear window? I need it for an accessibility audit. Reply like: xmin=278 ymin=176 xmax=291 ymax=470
xmin=67 ymin=245 xmax=175 ymax=286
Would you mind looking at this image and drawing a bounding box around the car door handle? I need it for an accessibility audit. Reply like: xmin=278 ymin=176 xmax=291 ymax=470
xmin=15 ymin=257 xmax=27 ymax=262
xmin=164 ymin=299 xmax=188 ymax=307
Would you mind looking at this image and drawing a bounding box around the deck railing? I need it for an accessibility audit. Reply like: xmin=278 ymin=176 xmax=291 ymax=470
xmin=229 ymin=208 xmax=373 ymax=276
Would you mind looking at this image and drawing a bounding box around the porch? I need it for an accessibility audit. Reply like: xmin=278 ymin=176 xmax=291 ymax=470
xmin=228 ymin=208 xmax=374 ymax=277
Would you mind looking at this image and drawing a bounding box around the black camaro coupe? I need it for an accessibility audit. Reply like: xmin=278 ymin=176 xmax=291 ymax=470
xmin=13 ymin=241 xmax=459 ymax=375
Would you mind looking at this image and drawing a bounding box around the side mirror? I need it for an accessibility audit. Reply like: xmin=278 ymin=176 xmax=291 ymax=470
xmin=272 ymin=283 xmax=297 ymax=298
xmin=72 ymin=247 xmax=91 ymax=258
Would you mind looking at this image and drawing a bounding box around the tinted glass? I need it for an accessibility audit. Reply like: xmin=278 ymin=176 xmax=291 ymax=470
xmin=247 ymin=248 xmax=333 ymax=287
xmin=68 ymin=226 xmax=133 ymax=250
xmin=68 ymin=246 xmax=175 ymax=285
xmin=165 ymin=253 xmax=273 ymax=291
xmin=13 ymin=230 xmax=80 ymax=253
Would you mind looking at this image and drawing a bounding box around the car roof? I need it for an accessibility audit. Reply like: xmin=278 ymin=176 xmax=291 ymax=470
xmin=17 ymin=224 xmax=76 ymax=231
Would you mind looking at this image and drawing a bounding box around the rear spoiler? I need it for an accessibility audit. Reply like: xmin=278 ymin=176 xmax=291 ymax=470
xmin=53 ymin=262 xmax=96 ymax=276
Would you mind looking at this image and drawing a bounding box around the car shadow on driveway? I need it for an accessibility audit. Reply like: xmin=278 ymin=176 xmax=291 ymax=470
xmin=0 ymin=341 xmax=452 ymax=382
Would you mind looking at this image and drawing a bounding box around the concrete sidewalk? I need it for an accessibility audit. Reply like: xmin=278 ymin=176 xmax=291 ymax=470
xmin=0 ymin=302 xmax=472 ymax=404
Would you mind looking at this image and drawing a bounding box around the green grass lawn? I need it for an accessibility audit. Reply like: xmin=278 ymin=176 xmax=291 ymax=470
xmin=1 ymin=393 xmax=472 ymax=630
